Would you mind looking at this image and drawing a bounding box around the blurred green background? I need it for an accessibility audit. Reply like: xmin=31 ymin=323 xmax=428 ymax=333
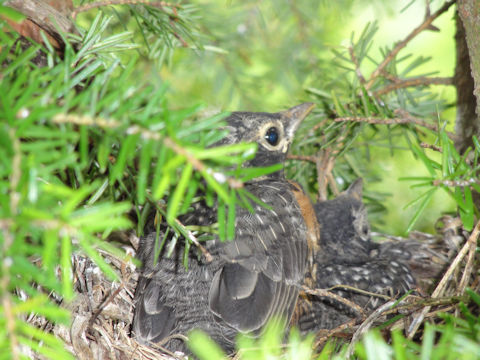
xmin=81 ymin=0 xmax=458 ymax=235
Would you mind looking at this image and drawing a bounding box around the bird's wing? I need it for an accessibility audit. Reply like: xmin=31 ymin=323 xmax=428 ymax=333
xmin=132 ymin=232 xmax=177 ymax=344
xmin=133 ymin=274 xmax=176 ymax=344
xmin=209 ymin=182 xmax=308 ymax=333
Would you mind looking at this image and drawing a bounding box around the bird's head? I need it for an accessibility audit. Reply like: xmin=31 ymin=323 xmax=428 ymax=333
xmin=218 ymin=103 xmax=315 ymax=178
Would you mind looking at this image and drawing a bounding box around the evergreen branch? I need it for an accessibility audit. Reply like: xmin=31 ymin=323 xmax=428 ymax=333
xmin=407 ymin=220 xmax=480 ymax=339
xmin=432 ymin=178 xmax=480 ymax=187
xmin=374 ymin=76 xmax=454 ymax=96
xmin=72 ymin=0 xmax=182 ymax=19
xmin=1 ymin=130 xmax=22 ymax=360
xmin=333 ymin=113 xmax=457 ymax=140
xmin=348 ymin=45 xmax=366 ymax=84
xmin=52 ymin=114 xmax=243 ymax=190
xmin=174 ymin=218 xmax=213 ymax=263
xmin=365 ymin=0 xmax=456 ymax=90
xmin=169 ymin=17 xmax=188 ymax=47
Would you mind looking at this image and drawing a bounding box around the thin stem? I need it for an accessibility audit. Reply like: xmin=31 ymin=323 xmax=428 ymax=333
xmin=52 ymin=114 xmax=243 ymax=190
xmin=365 ymin=0 xmax=456 ymax=90
xmin=72 ymin=0 xmax=181 ymax=19
xmin=374 ymin=76 xmax=453 ymax=96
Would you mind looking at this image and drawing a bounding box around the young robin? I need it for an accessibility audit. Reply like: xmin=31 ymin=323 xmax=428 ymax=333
xmin=132 ymin=103 xmax=315 ymax=354
xmin=293 ymin=179 xmax=417 ymax=332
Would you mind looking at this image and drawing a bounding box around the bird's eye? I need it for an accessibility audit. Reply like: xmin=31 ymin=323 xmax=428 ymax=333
xmin=362 ymin=224 xmax=369 ymax=236
xmin=265 ymin=127 xmax=279 ymax=146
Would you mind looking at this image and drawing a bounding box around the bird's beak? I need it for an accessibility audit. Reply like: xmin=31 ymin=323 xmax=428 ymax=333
xmin=281 ymin=103 xmax=315 ymax=139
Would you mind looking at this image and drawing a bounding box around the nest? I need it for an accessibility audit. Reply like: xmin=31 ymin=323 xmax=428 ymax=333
xmin=25 ymin=215 xmax=479 ymax=359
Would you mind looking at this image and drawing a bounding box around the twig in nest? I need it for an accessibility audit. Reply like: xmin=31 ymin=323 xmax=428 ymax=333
xmin=314 ymin=318 xmax=358 ymax=349
xmin=374 ymin=76 xmax=453 ymax=96
xmin=327 ymin=284 xmax=392 ymax=301
xmin=346 ymin=299 xmax=399 ymax=358
xmin=407 ymin=220 xmax=480 ymax=339
xmin=365 ymin=0 xmax=456 ymax=90
xmin=88 ymin=279 xmax=128 ymax=330
xmin=301 ymin=286 xmax=366 ymax=318
xmin=457 ymin=221 xmax=479 ymax=295
xmin=379 ymin=295 xmax=467 ymax=318
xmin=72 ymin=0 xmax=181 ymax=19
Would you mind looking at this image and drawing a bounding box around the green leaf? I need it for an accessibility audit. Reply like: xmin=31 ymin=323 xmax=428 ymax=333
xmin=460 ymin=186 xmax=474 ymax=231
xmin=391 ymin=330 xmax=407 ymax=360
xmin=217 ymin=199 xmax=226 ymax=241
xmin=227 ymin=189 xmax=236 ymax=241
xmin=201 ymin=169 xmax=229 ymax=203
xmin=0 ymin=5 xmax=26 ymax=22
xmin=110 ymin=134 xmax=139 ymax=183
xmin=466 ymin=288 xmax=480 ymax=307
xmin=188 ymin=330 xmax=226 ymax=360
xmin=405 ymin=188 xmax=436 ymax=233
xmin=97 ymin=135 xmax=111 ymax=173
xmin=167 ymin=163 xmax=193 ymax=224
xmin=137 ymin=139 xmax=153 ymax=204
xmin=421 ymin=323 xmax=434 ymax=360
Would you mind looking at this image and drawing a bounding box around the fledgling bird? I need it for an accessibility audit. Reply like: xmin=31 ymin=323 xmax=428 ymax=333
xmin=294 ymin=179 xmax=417 ymax=332
xmin=132 ymin=103 xmax=315 ymax=354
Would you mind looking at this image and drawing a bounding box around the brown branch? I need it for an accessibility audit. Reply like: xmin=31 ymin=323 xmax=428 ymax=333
xmin=72 ymin=0 xmax=181 ymax=19
xmin=454 ymin=9 xmax=478 ymax=153
xmin=316 ymin=149 xmax=335 ymax=201
xmin=287 ymin=154 xmax=317 ymax=163
xmin=5 ymin=0 xmax=77 ymax=40
xmin=374 ymin=76 xmax=454 ymax=96
xmin=407 ymin=220 xmax=480 ymax=339
xmin=365 ymin=0 xmax=456 ymax=90
xmin=458 ymin=0 xmax=480 ymax=131
xmin=420 ymin=142 xmax=443 ymax=152
xmin=349 ymin=45 xmax=366 ymax=84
